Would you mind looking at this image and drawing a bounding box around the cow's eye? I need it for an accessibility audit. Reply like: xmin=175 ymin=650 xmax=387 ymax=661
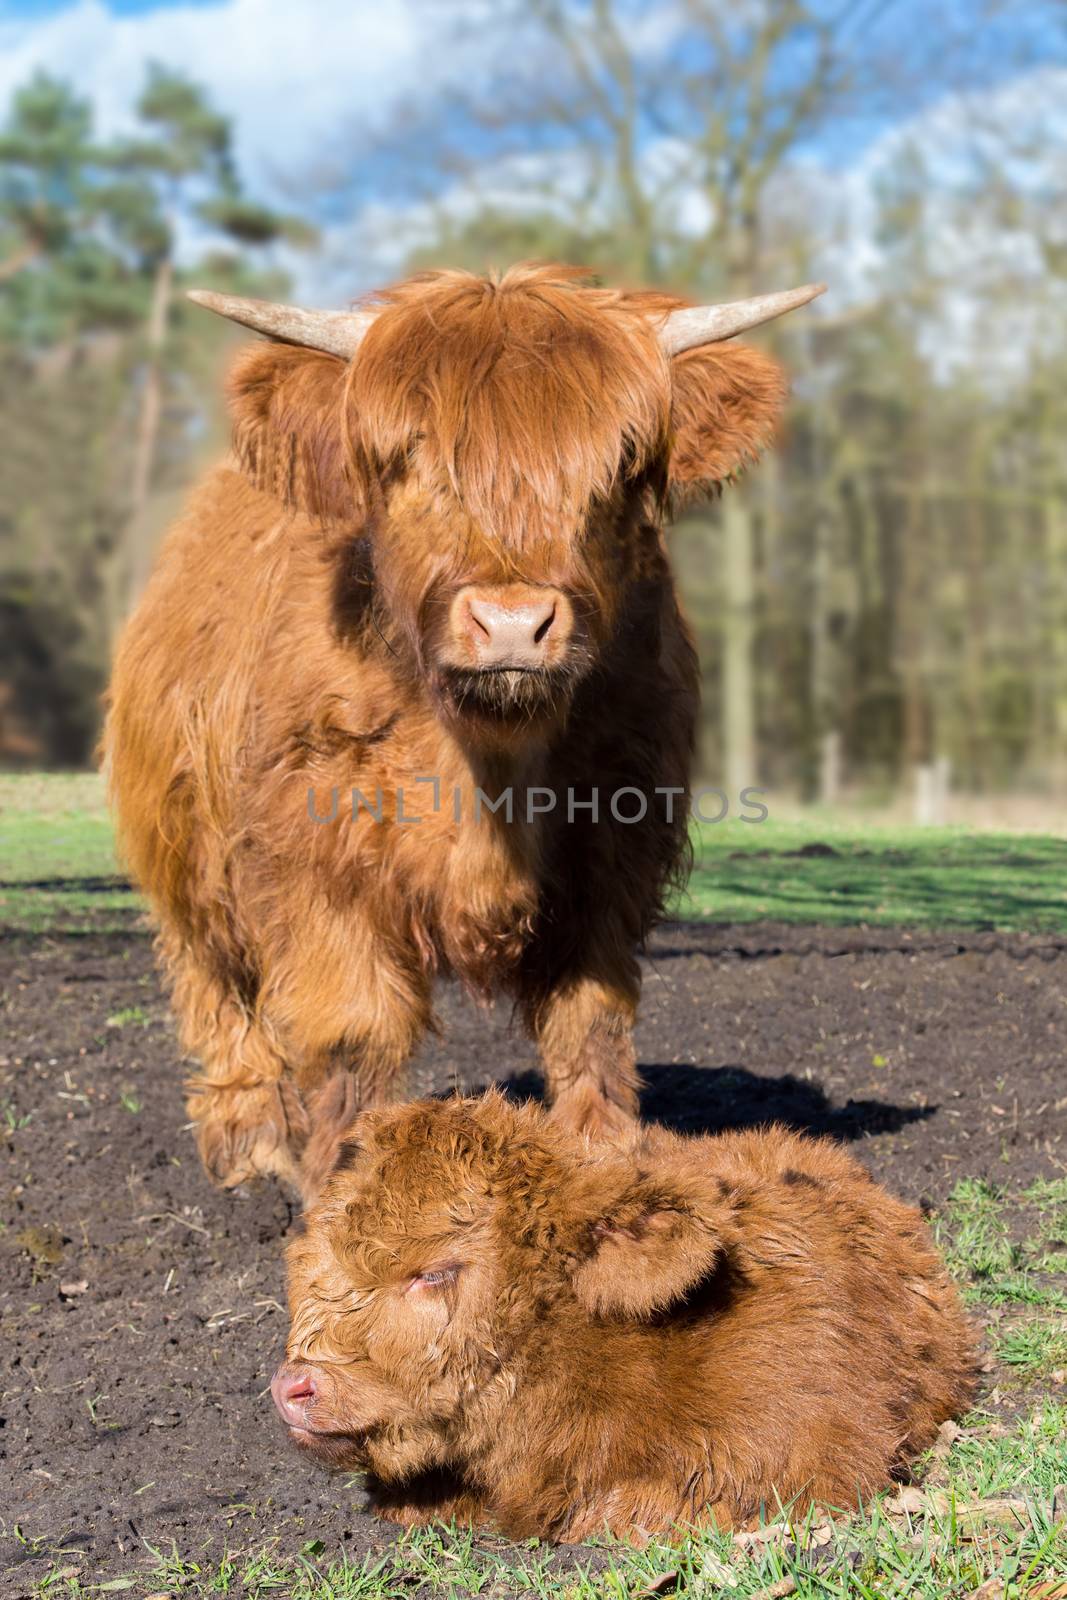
xmin=407 ymin=1263 xmax=462 ymax=1293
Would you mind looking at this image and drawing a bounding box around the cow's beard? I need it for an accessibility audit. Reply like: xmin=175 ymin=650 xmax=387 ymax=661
xmin=438 ymin=664 xmax=579 ymax=730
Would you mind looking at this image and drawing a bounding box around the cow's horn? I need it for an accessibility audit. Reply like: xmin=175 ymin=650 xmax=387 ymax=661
xmin=656 ymin=283 xmax=827 ymax=355
xmin=186 ymin=290 xmax=376 ymax=359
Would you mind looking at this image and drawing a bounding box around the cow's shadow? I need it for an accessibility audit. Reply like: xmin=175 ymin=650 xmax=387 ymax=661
xmin=497 ymin=1062 xmax=934 ymax=1142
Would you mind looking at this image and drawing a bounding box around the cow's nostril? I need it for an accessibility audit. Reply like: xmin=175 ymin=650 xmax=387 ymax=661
xmin=284 ymin=1374 xmax=316 ymax=1403
xmin=467 ymin=600 xmax=494 ymax=643
xmin=271 ymin=1363 xmax=319 ymax=1426
xmin=533 ymin=606 xmax=556 ymax=645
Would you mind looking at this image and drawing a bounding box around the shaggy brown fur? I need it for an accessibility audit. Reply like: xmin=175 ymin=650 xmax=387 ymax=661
xmin=276 ymin=1092 xmax=976 ymax=1542
xmin=104 ymin=263 xmax=787 ymax=1191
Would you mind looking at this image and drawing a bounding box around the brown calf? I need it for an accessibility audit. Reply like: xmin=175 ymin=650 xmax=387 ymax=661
xmin=275 ymin=1093 xmax=975 ymax=1541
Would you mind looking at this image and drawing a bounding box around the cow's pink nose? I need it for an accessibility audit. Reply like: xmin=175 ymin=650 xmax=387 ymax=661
xmin=271 ymin=1364 xmax=317 ymax=1428
xmin=453 ymin=585 xmax=572 ymax=669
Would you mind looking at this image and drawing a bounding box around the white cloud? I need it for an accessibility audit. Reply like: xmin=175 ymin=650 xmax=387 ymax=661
xmin=0 ymin=0 xmax=430 ymax=149
xmin=791 ymin=63 xmax=1067 ymax=380
xmin=0 ymin=0 xmax=445 ymax=284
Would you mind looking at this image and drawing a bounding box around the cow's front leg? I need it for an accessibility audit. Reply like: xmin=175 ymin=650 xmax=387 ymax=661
xmin=262 ymin=910 xmax=434 ymax=1202
xmin=533 ymin=965 xmax=641 ymax=1140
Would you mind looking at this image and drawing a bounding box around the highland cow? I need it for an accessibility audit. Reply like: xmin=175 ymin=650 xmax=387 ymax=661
xmin=274 ymin=1093 xmax=975 ymax=1542
xmin=104 ymin=264 xmax=823 ymax=1192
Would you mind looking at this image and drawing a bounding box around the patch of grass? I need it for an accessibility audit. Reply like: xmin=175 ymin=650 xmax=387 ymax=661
xmin=996 ymin=1323 xmax=1067 ymax=1376
xmin=974 ymin=1274 xmax=1067 ymax=1311
xmin=4 ymin=774 xmax=1067 ymax=932
xmin=107 ymin=1007 xmax=149 ymax=1029
xmin=0 ymin=772 xmax=117 ymax=877
xmin=934 ymin=1178 xmax=1067 ymax=1315
xmin=0 ymin=771 xmax=138 ymax=933
xmin=933 ymin=1177 xmax=1067 ymax=1416
xmin=935 ymin=1178 xmax=1023 ymax=1282
xmin=26 ymin=1410 xmax=1067 ymax=1596
xmin=1 ymin=1099 xmax=34 ymax=1132
xmin=1022 ymin=1179 xmax=1067 ymax=1214
xmin=946 ymin=1404 xmax=1067 ymax=1498
xmin=681 ymin=819 xmax=1067 ymax=929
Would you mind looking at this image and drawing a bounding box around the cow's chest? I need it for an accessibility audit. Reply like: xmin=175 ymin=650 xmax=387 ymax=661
xmin=389 ymin=773 xmax=546 ymax=993
xmin=290 ymin=690 xmax=551 ymax=993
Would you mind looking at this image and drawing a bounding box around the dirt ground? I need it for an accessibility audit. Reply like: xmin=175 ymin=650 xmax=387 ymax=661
xmin=2 ymin=920 xmax=1065 ymax=1591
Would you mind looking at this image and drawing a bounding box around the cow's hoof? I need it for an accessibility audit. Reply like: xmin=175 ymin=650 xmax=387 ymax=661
xmin=188 ymin=1078 xmax=306 ymax=1190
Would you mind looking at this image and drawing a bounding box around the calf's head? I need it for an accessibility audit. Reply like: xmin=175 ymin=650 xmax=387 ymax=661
xmin=274 ymin=1093 xmax=734 ymax=1484
xmin=194 ymin=265 xmax=820 ymax=742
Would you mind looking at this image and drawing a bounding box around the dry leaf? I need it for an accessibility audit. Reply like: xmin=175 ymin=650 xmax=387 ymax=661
xmin=807 ymin=1522 xmax=833 ymax=1547
xmin=885 ymin=1485 xmax=953 ymax=1518
xmin=921 ymin=1416 xmax=963 ymax=1484
xmin=749 ymin=1581 xmax=798 ymax=1600
xmin=931 ymin=1419 xmax=960 ymax=1458
xmin=956 ymin=1497 xmax=1030 ymax=1533
xmin=60 ymin=1279 xmax=88 ymax=1296
xmin=698 ymin=1550 xmax=736 ymax=1586
xmin=1052 ymin=1483 xmax=1067 ymax=1522
xmin=1031 ymin=1584 xmax=1067 ymax=1599
xmin=733 ymin=1520 xmax=789 ymax=1551
xmin=633 ymin=1573 xmax=680 ymax=1598
xmin=885 ymin=1486 xmax=926 ymax=1517
xmin=966 ymin=1581 xmax=1004 ymax=1600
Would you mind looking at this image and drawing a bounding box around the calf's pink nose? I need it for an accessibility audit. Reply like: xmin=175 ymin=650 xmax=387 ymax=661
xmin=271 ymin=1364 xmax=317 ymax=1427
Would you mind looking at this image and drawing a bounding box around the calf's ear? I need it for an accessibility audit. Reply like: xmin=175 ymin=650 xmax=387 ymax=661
xmin=667 ymin=341 xmax=787 ymax=507
xmin=227 ymin=342 xmax=362 ymax=523
xmin=571 ymin=1170 xmax=732 ymax=1319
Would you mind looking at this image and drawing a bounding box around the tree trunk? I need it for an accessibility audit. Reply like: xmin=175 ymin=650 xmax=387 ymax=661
xmin=809 ymin=480 xmax=836 ymax=800
xmin=123 ymin=251 xmax=173 ymax=617
xmin=962 ymin=424 xmax=991 ymax=789
xmin=721 ymin=489 xmax=758 ymax=798
xmin=898 ymin=414 xmax=931 ymax=777
xmin=1039 ymin=394 xmax=1067 ymax=791
xmin=0 ymin=238 xmax=41 ymax=282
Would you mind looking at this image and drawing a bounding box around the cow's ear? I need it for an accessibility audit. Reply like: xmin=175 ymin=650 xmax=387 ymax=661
xmin=227 ymin=342 xmax=362 ymax=523
xmin=666 ymin=341 xmax=787 ymax=507
xmin=571 ymin=1167 xmax=733 ymax=1319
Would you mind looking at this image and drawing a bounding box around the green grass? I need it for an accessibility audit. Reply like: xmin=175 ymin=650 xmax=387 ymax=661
xmin=0 ymin=772 xmax=138 ymax=933
xmin=996 ymin=1323 xmax=1067 ymax=1375
xmin=682 ymin=818 xmax=1067 ymax=929
xmin=4 ymin=773 xmax=1067 ymax=934
xmin=936 ymin=1177 xmax=1067 ymax=1286
xmin=21 ymin=1403 xmax=1067 ymax=1597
